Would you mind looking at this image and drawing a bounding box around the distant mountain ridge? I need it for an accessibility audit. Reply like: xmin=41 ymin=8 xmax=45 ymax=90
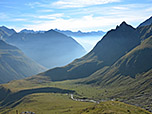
xmin=54 ymin=29 xmax=105 ymax=37
xmin=20 ymin=29 xmax=44 ymax=34
xmin=6 ymin=29 xmax=86 ymax=68
xmin=19 ymin=29 xmax=105 ymax=37
xmin=0 ymin=40 xmax=45 ymax=84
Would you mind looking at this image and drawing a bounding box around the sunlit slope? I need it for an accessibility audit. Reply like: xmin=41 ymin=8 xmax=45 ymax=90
xmin=78 ymin=101 xmax=151 ymax=114
xmin=0 ymin=83 xmax=93 ymax=114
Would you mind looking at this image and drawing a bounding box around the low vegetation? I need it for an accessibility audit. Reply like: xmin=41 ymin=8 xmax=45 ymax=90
xmin=78 ymin=101 xmax=151 ymax=114
xmin=0 ymin=93 xmax=94 ymax=114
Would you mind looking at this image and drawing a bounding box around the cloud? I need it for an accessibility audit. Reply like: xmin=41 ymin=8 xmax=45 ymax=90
xmin=27 ymin=2 xmax=42 ymax=8
xmin=0 ymin=13 xmax=9 ymax=20
xmin=11 ymin=18 xmax=28 ymax=21
xmin=22 ymin=15 xmax=133 ymax=32
xmin=22 ymin=2 xmax=152 ymax=32
xmin=145 ymin=7 xmax=152 ymax=11
xmin=2 ymin=1 xmax=151 ymax=33
xmin=112 ymin=6 xmax=129 ymax=10
xmin=36 ymin=13 xmax=64 ymax=20
xmin=27 ymin=0 xmax=121 ymax=9
xmin=38 ymin=9 xmax=53 ymax=13
xmin=52 ymin=0 xmax=121 ymax=8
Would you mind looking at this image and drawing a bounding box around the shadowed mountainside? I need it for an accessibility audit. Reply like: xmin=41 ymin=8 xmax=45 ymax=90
xmin=0 ymin=40 xmax=46 ymax=84
xmin=83 ymin=35 xmax=152 ymax=85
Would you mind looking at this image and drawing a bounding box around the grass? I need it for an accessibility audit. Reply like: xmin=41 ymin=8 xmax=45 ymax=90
xmin=0 ymin=77 xmax=152 ymax=114
xmin=78 ymin=101 xmax=152 ymax=114
xmin=1 ymin=72 xmax=152 ymax=113
xmin=0 ymin=93 xmax=94 ymax=114
xmin=2 ymin=78 xmax=124 ymax=100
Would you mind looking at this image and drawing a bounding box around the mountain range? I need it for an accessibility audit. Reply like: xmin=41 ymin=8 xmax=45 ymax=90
xmin=19 ymin=29 xmax=105 ymax=37
xmin=0 ymin=16 xmax=152 ymax=113
xmin=5 ymin=29 xmax=86 ymax=68
xmin=25 ymin=16 xmax=152 ymax=111
xmin=54 ymin=29 xmax=105 ymax=37
xmin=38 ymin=21 xmax=140 ymax=81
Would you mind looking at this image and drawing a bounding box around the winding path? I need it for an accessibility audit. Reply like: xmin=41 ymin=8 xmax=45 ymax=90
xmin=70 ymin=94 xmax=100 ymax=104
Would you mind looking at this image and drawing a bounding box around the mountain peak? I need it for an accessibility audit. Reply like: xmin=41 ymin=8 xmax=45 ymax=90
xmin=120 ymin=21 xmax=127 ymax=26
xmin=114 ymin=21 xmax=135 ymax=32
xmin=45 ymin=29 xmax=56 ymax=33
xmin=117 ymin=21 xmax=131 ymax=29
xmin=0 ymin=26 xmax=7 ymax=29
xmin=20 ymin=29 xmax=35 ymax=33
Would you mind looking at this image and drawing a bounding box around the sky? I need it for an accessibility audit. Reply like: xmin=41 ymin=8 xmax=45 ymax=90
xmin=0 ymin=0 xmax=152 ymax=32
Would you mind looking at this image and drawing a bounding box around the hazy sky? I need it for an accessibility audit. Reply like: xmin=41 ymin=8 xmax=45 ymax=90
xmin=0 ymin=0 xmax=152 ymax=32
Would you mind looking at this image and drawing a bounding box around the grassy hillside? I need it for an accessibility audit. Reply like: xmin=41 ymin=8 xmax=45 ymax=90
xmin=0 ymin=77 xmax=151 ymax=114
xmin=0 ymin=78 xmax=151 ymax=114
xmin=137 ymin=16 xmax=152 ymax=40
xmin=78 ymin=101 xmax=151 ymax=114
xmin=78 ymin=36 xmax=152 ymax=112
xmin=0 ymin=81 xmax=94 ymax=114
xmin=0 ymin=93 xmax=94 ymax=114
xmin=137 ymin=24 xmax=152 ymax=40
xmin=0 ymin=40 xmax=46 ymax=83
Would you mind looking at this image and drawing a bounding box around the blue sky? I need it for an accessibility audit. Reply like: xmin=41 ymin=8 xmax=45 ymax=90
xmin=0 ymin=0 xmax=152 ymax=32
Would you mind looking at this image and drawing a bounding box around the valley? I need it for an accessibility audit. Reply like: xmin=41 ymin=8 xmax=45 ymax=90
xmin=0 ymin=78 xmax=151 ymax=114
xmin=0 ymin=10 xmax=152 ymax=114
